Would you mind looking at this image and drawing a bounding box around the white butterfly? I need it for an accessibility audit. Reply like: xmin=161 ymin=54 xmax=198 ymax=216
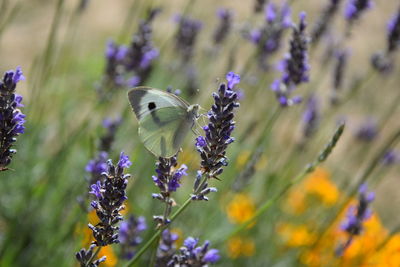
xmin=128 ymin=86 xmax=200 ymax=158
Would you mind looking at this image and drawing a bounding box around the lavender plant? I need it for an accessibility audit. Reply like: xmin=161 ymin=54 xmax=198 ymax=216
xmin=167 ymin=237 xmax=220 ymax=266
xmin=76 ymin=152 xmax=132 ymax=266
xmin=98 ymin=9 xmax=159 ymax=96
xmin=371 ymin=7 xmax=400 ymax=73
xmin=336 ymin=184 xmax=375 ymax=256
xmin=310 ymin=0 xmax=342 ymax=45
xmin=174 ymin=15 xmax=202 ymax=62
xmin=213 ymin=8 xmax=233 ymax=46
xmin=248 ymin=2 xmax=292 ymax=69
xmin=0 ymin=67 xmax=25 ymax=171
xmin=119 ymin=215 xmax=147 ymax=259
xmin=152 ymin=154 xmax=188 ymax=226
xmin=193 ymin=72 xmax=240 ymax=200
xmin=271 ymin=12 xmax=309 ymax=106
xmin=155 ymin=230 xmax=179 ymax=266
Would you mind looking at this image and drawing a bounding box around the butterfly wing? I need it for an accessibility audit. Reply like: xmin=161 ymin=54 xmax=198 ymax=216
xmin=138 ymin=106 xmax=193 ymax=158
xmin=128 ymin=87 xmax=189 ymax=121
xmin=127 ymin=87 xmax=194 ymax=158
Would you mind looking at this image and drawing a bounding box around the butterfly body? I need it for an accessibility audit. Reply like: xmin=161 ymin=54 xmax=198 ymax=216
xmin=128 ymin=87 xmax=199 ymax=158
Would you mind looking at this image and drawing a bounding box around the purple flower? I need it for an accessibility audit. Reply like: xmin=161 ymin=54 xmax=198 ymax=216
xmin=355 ymin=119 xmax=378 ymax=142
xmin=12 ymin=67 xmax=25 ymax=84
xmin=174 ymin=15 xmax=202 ymax=61
xmin=203 ymin=249 xmax=220 ymax=263
xmin=195 ymin=136 xmax=207 ymax=148
xmin=183 ymin=237 xmax=198 ymax=250
xmin=89 ymin=180 xmax=103 ymax=199
xmin=87 ymin=154 xmax=131 ymax=247
xmin=0 ymin=67 xmax=26 ymax=170
xmin=86 ymin=151 xmax=108 ymax=175
xmin=226 ymin=71 xmax=241 ymax=89
xmin=193 ymin=72 xmax=239 ymax=200
xmin=382 ymin=150 xmax=399 ymax=165
xmin=99 ymin=10 xmax=159 ymax=96
xmin=332 ymin=49 xmax=349 ymax=103
xmin=151 ymin=155 xmax=188 ymax=225
xmin=156 ymin=230 xmax=179 ymax=266
xmin=336 ymin=184 xmax=374 ymax=256
xmin=344 ymin=0 xmax=373 ymax=22
xmin=168 ymin=237 xmax=220 ymax=266
xmin=214 ymin=8 xmax=233 ymax=45
xmin=119 ymin=215 xmax=147 ymax=259
xmin=283 ymin=12 xmax=309 ymax=85
xmin=247 ymin=2 xmax=292 ymax=69
xmin=271 ymin=12 xmax=309 ymax=107
xmin=387 ymin=9 xmax=400 ymax=53
xmin=118 ymin=152 xmax=132 ymax=169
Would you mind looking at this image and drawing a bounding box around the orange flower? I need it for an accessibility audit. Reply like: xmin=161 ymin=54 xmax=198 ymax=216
xmin=303 ymin=168 xmax=339 ymax=206
xmin=278 ymin=223 xmax=317 ymax=247
xmin=227 ymin=236 xmax=255 ymax=259
xmin=285 ymin=167 xmax=339 ymax=214
xmin=226 ymin=193 xmax=256 ymax=225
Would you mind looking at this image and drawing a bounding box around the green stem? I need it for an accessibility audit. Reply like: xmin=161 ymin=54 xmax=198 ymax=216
xmin=222 ymin=123 xmax=345 ymax=241
xmin=87 ymin=246 xmax=102 ymax=266
xmin=310 ymin=126 xmax=400 ymax=249
xmin=125 ymin=197 xmax=192 ymax=266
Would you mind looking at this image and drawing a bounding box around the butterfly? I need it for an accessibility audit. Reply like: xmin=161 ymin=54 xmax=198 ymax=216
xmin=128 ymin=86 xmax=200 ymax=158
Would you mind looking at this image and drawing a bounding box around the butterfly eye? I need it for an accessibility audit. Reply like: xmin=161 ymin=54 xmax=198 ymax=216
xmin=148 ymin=102 xmax=156 ymax=111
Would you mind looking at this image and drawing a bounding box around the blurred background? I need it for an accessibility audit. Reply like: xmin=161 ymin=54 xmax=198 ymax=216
xmin=0 ymin=0 xmax=399 ymax=266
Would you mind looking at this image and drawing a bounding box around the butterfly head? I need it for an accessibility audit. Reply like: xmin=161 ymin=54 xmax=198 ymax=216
xmin=188 ymin=104 xmax=200 ymax=119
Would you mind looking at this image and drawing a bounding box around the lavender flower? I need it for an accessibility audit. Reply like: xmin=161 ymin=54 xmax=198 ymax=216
xmin=88 ymin=152 xmax=131 ymax=246
xmin=77 ymin=152 xmax=132 ymax=266
xmin=98 ymin=9 xmax=159 ymax=95
xmin=168 ymin=237 xmax=220 ymax=266
xmin=0 ymin=67 xmax=26 ymax=171
xmin=387 ymin=8 xmax=400 ymax=53
xmin=152 ymin=154 xmax=188 ymax=225
xmin=174 ymin=15 xmax=202 ymax=62
xmin=85 ymin=151 xmax=108 ymax=185
xmin=355 ymin=119 xmax=378 ymax=142
xmin=124 ymin=9 xmax=160 ymax=83
xmin=193 ymin=72 xmax=239 ymax=200
xmin=336 ymin=184 xmax=374 ymax=256
xmin=302 ymin=95 xmax=320 ymax=138
xmin=371 ymin=8 xmax=400 ymax=74
xmin=344 ymin=0 xmax=373 ymax=23
xmin=119 ymin=215 xmax=147 ymax=259
xmin=248 ymin=2 xmax=292 ymax=69
xmin=382 ymin=150 xmax=399 ymax=166
xmin=76 ymin=244 xmax=106 ymax=267
xmin=271 ymin=12 xmax=309 ymax=107
xmin=100 ymin=117 xmax=122 ymax=153
xmin=371 ymin=51 xmax=394 ymax=74
xmin=310 ymin=0 xmax=342 ymax=45
xmin=101 ymin=40 xmax=129 ymax=89
xmin=156 ymin=230 xmax=179 ymax=267
xmin=213 ymin=8 xmax=233 ymax=45
xmin=283 ymin=12 xmax=309 ymax=85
